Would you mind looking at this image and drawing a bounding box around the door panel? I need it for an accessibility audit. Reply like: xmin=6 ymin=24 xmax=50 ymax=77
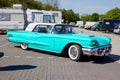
xmin=30 ymin=33 xmax=55 ymax=52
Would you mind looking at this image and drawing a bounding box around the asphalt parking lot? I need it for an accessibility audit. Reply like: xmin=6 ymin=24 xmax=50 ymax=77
xmin=0 ymin=28 xmax=120 ymax=80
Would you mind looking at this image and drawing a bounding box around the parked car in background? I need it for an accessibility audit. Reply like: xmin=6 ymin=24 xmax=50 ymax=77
xmin=7 ymin=23 xmax=111 ymax=61
xmin=69 ymin=22 xmax=76 ymax=27
xmin=113 ymin=24 xmax=120 ymax=34
xmin=76 ymin=21 xmax=84 ymax=28
xmin=84 ymin=22 xmax=96 ymax=30
xmin=91 ymin=20 xmax=120 ymax=32
xmin=91 ymin=21 xmax=102 ymax=31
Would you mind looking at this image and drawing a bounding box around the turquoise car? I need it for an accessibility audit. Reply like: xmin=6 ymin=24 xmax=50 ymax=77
xmin=6 ymin=23 xmax=112 ymax=61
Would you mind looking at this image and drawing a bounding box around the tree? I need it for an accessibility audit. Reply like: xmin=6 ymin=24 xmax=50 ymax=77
xmin=0 ymin=0 xmax=44 ymax=9
xmin=104 ymin=7 xmax=120 ymax=20
xmin=43 ymin=3 xmax=55 ymax=10
xmin=81 ymin=14 xmax=90 ymax=22
xmin=61 ymin=9 xmax=80 ymax=23
xmin=81 ymin=13 xmax=99 ymax=22
xmin=39 ymin=0 xmax=59 ymax=10
xmin=0 ymin=0 xmax=11 ymax=7
xmin=89 ymin=13 xmax=99 ymax=21
xmin=24 ymin=0 xmax=43 ymax=10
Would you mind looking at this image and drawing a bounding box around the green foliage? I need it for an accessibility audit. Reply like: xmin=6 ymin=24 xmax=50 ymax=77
xmin=61 ymin=9 xmax=80 ymax=23
xmin=23 ymin=0 xmax=43 ymax=10
xmin=81 ymin=8 xmax=120 ymax=22
xmin=0 ymin=0 xmax=11 ymax=7
xmin=43 ymin=3 xmax=58 ymax=10
xmin=104 ymin=7 xmax=120 ymax=20
xmin=80 ymin=15 xmax=90 ymax=22
xmin=42 ymin=0 xmax=59 ymax=10
xmin=89 ymin=13 xmax=99 ymax=21
xmin=81 ymin=13 xmax=99 ymax=22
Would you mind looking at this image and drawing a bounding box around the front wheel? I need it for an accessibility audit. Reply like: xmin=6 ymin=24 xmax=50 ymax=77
xmin=20 ymin=43 xmax=28 ymax=50
xmin=68 ymin=44 xmax=83 ymax=61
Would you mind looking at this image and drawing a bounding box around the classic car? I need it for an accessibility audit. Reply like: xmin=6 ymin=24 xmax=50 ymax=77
xmin=6 ymin=23 xmax=112 ymax=61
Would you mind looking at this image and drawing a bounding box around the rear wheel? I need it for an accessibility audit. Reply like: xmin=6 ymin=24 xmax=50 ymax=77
xmin=20 ymin=43 xmax=28 ymax=50
xmin=68 ymin=44 xmax=83 ymax=61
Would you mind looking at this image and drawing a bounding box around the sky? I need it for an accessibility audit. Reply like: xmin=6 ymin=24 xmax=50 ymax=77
xmin=59 ymin=0 xmax=120 ymax=15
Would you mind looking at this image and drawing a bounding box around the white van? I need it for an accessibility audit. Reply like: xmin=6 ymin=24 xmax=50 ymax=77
xmin=84 ymin=22 xmax=96 ymax=29
xmin=76 ymin=21 xmax=84 ymax=27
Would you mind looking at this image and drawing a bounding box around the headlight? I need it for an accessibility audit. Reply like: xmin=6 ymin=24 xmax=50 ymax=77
xmin=91 ymin=40 xmax=97 ymax=46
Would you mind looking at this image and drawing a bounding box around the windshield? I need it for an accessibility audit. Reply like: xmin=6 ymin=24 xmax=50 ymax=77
xmin=54 ymin=25 xmax=73 ymax=34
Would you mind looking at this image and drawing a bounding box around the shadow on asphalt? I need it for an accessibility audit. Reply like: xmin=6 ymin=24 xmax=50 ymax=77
xmin=0 ymin=52 xmax=4 ymax=58
xmin=27 ymin=48 xmax=120 ymax=64
xmin=15 ymin=46 xmax=120 ymax=64
xmin=15 ymin=46 xmax=69 ymax=58
xmin=81 ymin=54 xmax=120 ymax=64
xmin=0 ymin=33 xmax=6 ymax=35
xmin=0 ymin=65 xmax=37 ymax=71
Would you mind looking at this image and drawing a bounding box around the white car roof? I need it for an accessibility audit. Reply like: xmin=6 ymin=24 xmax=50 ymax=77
xmin=25 ymin=23 xmax=57 ymax=31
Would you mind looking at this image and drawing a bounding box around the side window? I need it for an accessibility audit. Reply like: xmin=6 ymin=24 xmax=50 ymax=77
xmin=43 ymin=15 xmax=51 ymax=23
xmin=33 ymin=25 xmax=48 ymax=33
xmin=64 ymin=25 xmax=72 ymax=33
xmin=54 ymin=25 xmax=62 ymax=34
xmin=0 ymin=13 xmax=10 ymax=21
xmin=54 ymin=25 xmax=73 ymax=34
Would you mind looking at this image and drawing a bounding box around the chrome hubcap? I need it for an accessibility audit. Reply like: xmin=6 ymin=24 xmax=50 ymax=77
xmin=70 ymin=47 xmax=77 ymax=58
xmin=21 ymin=43 xmax=27 ymax=49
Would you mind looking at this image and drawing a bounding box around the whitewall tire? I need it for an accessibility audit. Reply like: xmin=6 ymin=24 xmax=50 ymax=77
xmin=20 ymin=43 xmax=28 ymax=50
xmin=68 ymin=44 xmax=83 ymax=61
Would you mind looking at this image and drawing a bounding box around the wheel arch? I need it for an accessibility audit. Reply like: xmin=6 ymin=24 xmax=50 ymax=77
xmin=61 ymin=42 xmax=82 ymax=55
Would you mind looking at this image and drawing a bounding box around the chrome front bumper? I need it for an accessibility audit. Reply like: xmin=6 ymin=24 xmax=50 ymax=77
xmin=82 ymin=45 xmax=112 ymax=56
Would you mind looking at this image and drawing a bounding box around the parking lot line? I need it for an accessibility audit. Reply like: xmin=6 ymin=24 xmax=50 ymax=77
xmin=15 ymin=56 xmax=21 ymax=58
xmin=0 ymin=42 xmax=9 ymax=48
xmin=2 ymin=55 xmax=120 ymax=64
xmin=26 ymin=56 xmax=32 ymax=58
xmin=3 ymin=56 xmax=9 ymax=58
xmin=59 ymin=57 xmax=65 ymax=60
xmin=48 ymin=56 xmax=54 ymax=59
xmin=37 ymin=56 xmax=43 ymax=59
